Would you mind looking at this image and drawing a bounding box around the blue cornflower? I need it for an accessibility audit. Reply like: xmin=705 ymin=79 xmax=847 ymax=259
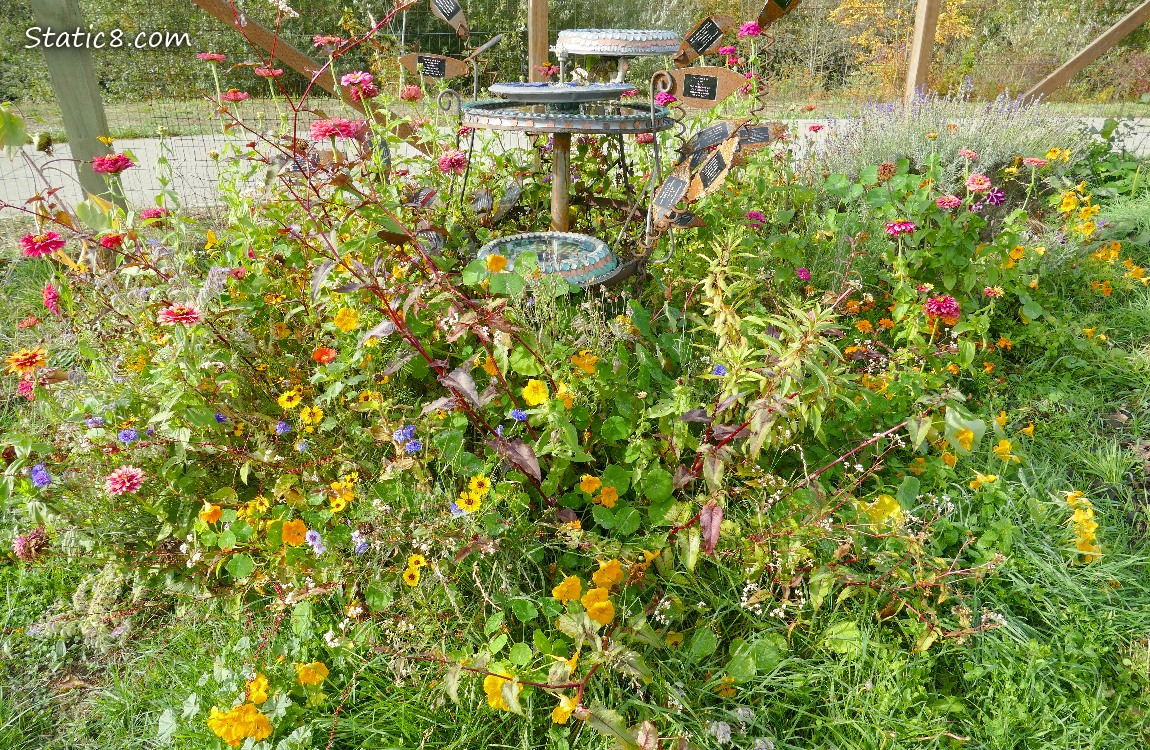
xmin=404 ymin=439 xmax=422 ymax=454
xmin=351 ymin=530 xmax=368 ymax=555
xmin=449 ymin=501 xmax=465 ymax=516
xmin=30 ymin=463 xmax=51 ymax=489
xmin=214 ymin=412 xmax=227 ymax=423
xmin=295 ymin=440 xmax=309 ymax=452
xmin=145 ymin=427 xmax=155 ymax=436
xmin=85 ymin=417 xmax=104 ymax=428
xmin=393 ymin=424 xmax=416 ymax=442
xmin=712 ymin=364 xmax=728 ymax=376
xmin=275 ymin=420 xmax=291 ymax=435
xmin=510 ymin=409 xmax=528 ymax=422
xmin=496 ymin=424 xmax=505 ymax=436
xmin=118 ymin=429 xmax=139 ymax=443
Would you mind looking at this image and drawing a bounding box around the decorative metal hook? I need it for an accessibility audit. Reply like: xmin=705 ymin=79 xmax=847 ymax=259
xmin=437 ymin=88 xmax=463 ymax=119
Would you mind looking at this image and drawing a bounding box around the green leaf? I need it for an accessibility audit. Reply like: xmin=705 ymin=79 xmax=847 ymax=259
xmin=614 ymin=506 xmax=641 ymax=536
xmin=896 ymin=476 xmax=920 ymax=507
xmin=462 ymin=258 xmax=488 ymax=285
xmin=489 ymin=272 xmax=526 ymax=296
xmin=822 ymin=620 xmax=863 ymax=657
xmin=601 ymin=464 xmax=631 ymax=493
xmin=225 ymin=553 xmax=255 ymax=579
xmin=509 ymin=346 xmax=544 ymax=376
xmin=291 ymin=602 xmax=312 ymax=638
xmin=484 ymin=611 xmax=505 ymax=635
xmin=365 ymin=583 xmax=392 ymax=611
xmin=591 ymin=504 xmax=615 ymax=529
xmin=508 ymin=642 xmax=532 ymax=666
xmin=509 ymin=598 xmax=539 ymax=623
xmin=600 ymin=416 xmax=630 ymax=442
xmin=488 ymin=633 xmax=508 ymax=654
xmin=686 ymin=627 xmax=718 ymax=662
xmin=0 ymin=103 xmax=29 ymax=159
xmin=156 ymin=708 xmax=177 ymax=745
xmin=642 ymin=467 xmax=673 ymax=503
xmin=727 ymin=638 xmax=757 ymax=682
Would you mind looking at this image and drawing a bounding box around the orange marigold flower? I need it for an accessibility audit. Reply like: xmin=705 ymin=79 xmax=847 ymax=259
xmin=5 ymin=347 xmax=48 ymax=377
xmin=598 ymin=486 xmax=619 ymax=508
xmin=579 ymin=475 xmax=602 ymax=494
xmin=312 ymin=347 xmax=338 ymax=364
xmin=282 ymin=518 xmax=307 ymax=546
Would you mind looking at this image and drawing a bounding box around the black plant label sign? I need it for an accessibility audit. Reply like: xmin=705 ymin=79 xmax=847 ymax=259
xmin=687 ymin=137 xmax=737 ymax=201
xmin=699 ymin=152 xmax=726 ymax=190
xmin=653 ymin=173 xmax=688 ymax=210
xmin=682 ymin=121 xmax=738 ymax=155
xmin=417 ymin=55 xmax=447 ymax=78
xmin=686 ymin=18 xmax=724 ymax=55
xmin=775 ymin=0 xmax=794 ymax=7
xmin=738 ymin=121 xmax=786 ymax=150
xmin=432 ymin=0 xmax=462 ymax=20
xmin=684 ymin=74 xmax=719 ymax=101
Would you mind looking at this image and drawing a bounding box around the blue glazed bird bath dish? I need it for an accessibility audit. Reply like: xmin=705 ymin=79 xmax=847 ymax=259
xmin=478 ymin=232 xmax=622 ymax=288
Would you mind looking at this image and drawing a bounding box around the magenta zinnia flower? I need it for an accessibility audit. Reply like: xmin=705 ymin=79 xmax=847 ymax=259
xmin=197 ymin=52 xmax=226 ymax=63
xmin=255 ymin=67 xmax=284 ymax=78
xmin=796 ymin=267 xmax=811 ymax=282
xmin=884 ymin=220 xmax=917 ymax=237
xmin=42 ymin=283 xmax=60 ymax=315
xmin=100 ymin=233 xmax=125 ymax=249
xmin=936 ymin=195 xmax=961 ymax=209
xmin=737 ymin=22 xmax=762 ymax=38
xmin=718 ymin=46 xmax=737 ymax=55
xmin=341 ymin=71 xmax=374 ymax=86
xmin=17 ymin=379 xmax=35 ymax=401
xmin=536 ymin=62 xmax=559 ymax=80
xmin=437 ymin=149 xmax=468 ymax=175
xmin=654 ymin=91 xmax=677 ymax=106
xmin=92 ymin=153 xmax=135 ymax=174
xmin=965 ymin=173 xmax=992 ymax=193
xmin=634 ymin=132 xmax=655 ymax=144
xmin=399 ymin=85 xmax=424 ymax=103
xmin=745 ymin=210 xmax=766 ymax=228
xmin=12 ymin=526 xmax=49 ymax=561
xmin=19 ymin=231 xmax=65 ymax=258
xmin=312 ymin=35 xmax=345 ymax=48
xmin=140 ymin=207 xmax=170 ymax=221
xmin=221 ymin=89 xmax=250 ymax=102
xmin=157 ymin=304 xmax=202 ymax=326
xmin=923 ymin=294 xmax=961 ymax=321
xmin=310 ymin=118 xmax=365 ymax=141
xmin=808 ymin=124 xmax=825 ymax=133
xmin=104 ymin=466 xmax=145 ymax=496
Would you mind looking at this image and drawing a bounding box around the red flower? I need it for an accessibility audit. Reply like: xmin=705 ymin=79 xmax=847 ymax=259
xmin=399 ymin=85 xmax=423 ymax=103
xmin=100 ymin=233 xmax=125 ymax=249
xmin=312 ymin=347 xmax=338 ymax=364
xmin=141 ymin=207 xmax=170 ymax=221
xmin=92 ymin=153 xmax=135 ymax=174
xmin=19 ymin=231 xmax=65 ymax=258
xmin=221 ymin=89 xmax=251 ymax=102
xmin=197 ymin=52 xmax=226 ymax=63
xmin=255 ymin=67 xmax=284 ymax=78
xmin=42 ymin=283 xmax=60 ymax=315
xmin=157 ymin=304 xmax=203 ymax=326
xmin=808 ymin=124 xmax=825 ymax=133
xmin=309 ymin=118 xmax=366 ymax=141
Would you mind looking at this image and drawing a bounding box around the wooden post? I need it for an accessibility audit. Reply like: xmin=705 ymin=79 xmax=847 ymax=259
xmin=1024 ymin=0 xmax=1150 ymax=101
xmin=904 ymin=0 xmax=941 ymax=106
xmin=527 ymin=0 xmax=548 ymax=82
xmin=29 ymin=0 xmax=118 ymax=204
xmin=550 ymin=133 xmax=570 ymax=231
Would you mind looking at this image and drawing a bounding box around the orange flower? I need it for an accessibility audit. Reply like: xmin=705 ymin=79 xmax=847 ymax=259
xmin=200 ymin=502 xmax=223 ymax=524
xmin=312 ymin=347 xmax=337 ymax=364
xmin=5 ymin=347 xmax=48 ymax=377
xmin=982 ymin=362 xmax=996 ymax=374
xmin=856 ymin=320 xmax=874 ymax=334
xmin=282 ymin=518 xmax=307 ymax=546
xmin=579 ymin=475 xmax=602 ymax=494
xmin=598 ymin=486 xmax=619 ymax=508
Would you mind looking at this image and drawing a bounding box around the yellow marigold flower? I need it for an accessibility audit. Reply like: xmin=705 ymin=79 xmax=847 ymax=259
xmin=296 ymin=661 xmax=329 ymax=686
xmin=468 ymin=475 xmax=492 ymax=497
xmin=1078 ymin=221 xmax=1096 ymax=237
xmin=570 ymin=349 xmax=599 ymax=374
xmin=995 ymin=411 xmax=1007 ymax=429
xmin=969 ymin=472 xmax=997 ymax=490
xmin=580 ymin=587 xmax=615 ymax=626
xmin=200 ymin=502 xmax=223 ymax=524
xmin=277 ymin=390 xmax=302 ymax=409
xmin=552 ymin=693 xmax=578 ymax=724
xmin=1019 ymin=422 xmax=1035 ymax=437
xmin=407 ymin=553 xmax=427 ymax=569
xmin=282 ymin=518 xmax=307 ymax=546
xmin=1009 ymin=245 xmax=1025 ymax=261
xmin=580 ymin=475 xmax=602 ymax=494
xmin=955 ymin=428 xmax=975 ymax=451
xmin=402 ymin=566 xmax=421 ymax=586
xmin=333 ymin=307 xmax=359 ymax=332
xmin=941 ymin=451 xmax=957 ymax=468
xmin=247 ymin=673 xmax=269 ymax=705
xmin=993 ymin=439 xmax=1018 ymax=462
xmin=592 ymin=559 xmax=625 ymax=589
xmin=997 ymin=336 xmax=1012 ymax=351
xmin=486 ymin=254 xmax=508 ymax=273
xmin=457 ymin=492 xmax=482 ymax=513
xmin=552 ymin=575 xmax=582 ymax=604
xmin=207 ymin=703 xmax=273 ymax=747
xmin=5 ymin=347 xmax=47 ymax=377
xmin=521 ymin=379 xmax=548 ymax=406
xmin=556 ymin=381 xmax=574 ymax=409
xmin=300 ymin=405 xmax=324 ymax=424
xmin=330 ymin=495 xmax=348 ymax=513
xmin=483 ymin=673 xmax=512 ymax=711
xmin=598 ymin=486 xmax=619 ymax=508
xmin=483 ymin=355 xmax=499 ymax=377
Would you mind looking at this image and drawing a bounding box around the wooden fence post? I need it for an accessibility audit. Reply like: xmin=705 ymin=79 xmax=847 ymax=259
xmin=904 ymin=0 xmax=941 ymax=106
xmin=1024 ymin=0 xmax=1150 ymax=101
xmin=527 ymin=0 xmax=548 ymax=82
xmin=29 ymin=0 xmax=120 ymax=205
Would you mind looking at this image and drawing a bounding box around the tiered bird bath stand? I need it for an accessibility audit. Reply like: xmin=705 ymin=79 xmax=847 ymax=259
xmin=460 ymin=81 xmax=672 ymax=288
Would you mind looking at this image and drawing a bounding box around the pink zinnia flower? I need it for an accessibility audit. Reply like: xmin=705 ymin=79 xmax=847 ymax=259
xmin=141 ymin=207 xmax=170 ymax=222
xmin=313 ymin=35 xmax=345 ymax=49
xmin=884 ymin=220 xmax=917 ymax=237
xmin=341 ymin=71 xmax=374 ymax=86
xmin=197 ymin=52 xmax=226 ymax=63
xmin=1023 ymin=157 xmax=1048 ymax=167
xmin=221 ymin=89 xmax=250 ymax=102
xmin=965 ymin=173 xmax=992 ymax=193
xmin=229 ymin=266 xmax=248 ymax=280
xmin=459 ymin=125 xmax=475 ymax=138
xmin=100 ymin=233 xmax=125 ymax=249
xmin=399 ymin=85 xmax=424 ymax=103
xmin=654 ymin=91 xmax=677 ymax=106
xmin=19 ymin=231 xmax=65 ymax=258
xmin=17 ymin=379 xmax=35 ymax=401
xmin=104 ymin=466 xmax=145 ymax=496
xmin=620 ymin=89 xmax=639 ymax=99
xmin=255 ymin=67 xmax=284 ymax=78
xmin=309 ymin=118 xmax=365 ymax=141
xmin=536 ymin=62 xmax=559 ymax=80
xmin=745 ymin=210 xmax=766 ymax=228
xmin=350 ymin=82 xmax=379 ymax=102
xmin=737 ymin=22 xmax=762 ymax=38
xmin=718 ymin=46 xmax=737 ymax=56
xmin=796 ymin=267 xmax=811 ymax=282
xmin=983 ymin=286 xmax=1004 ymax=298
xmin=437 ymin=149 xmax=469 ymax=175
xmin=958 ymin=148 xmax=978 ymax=160
xmin=936 ymin=195 xmax=961 ymax=209
xmin=157 ymin=304 xmax=202 ymax=326
xmin=42 ymin=283 xmax=60 ymax=315
xmin=739 ymin=72 xmax=760 ymax=95
xmin=634 ymin=132 xmax=655 ymax=144
xmin=923 ymin=294 xmax=961 ymax=321
xmin=808 ymin=124 xmax=825 ymax=133
xmin=92 ymin=153 xmax=135 ymax=174
xmin=726 ymin=55 xmax=740 ymax=66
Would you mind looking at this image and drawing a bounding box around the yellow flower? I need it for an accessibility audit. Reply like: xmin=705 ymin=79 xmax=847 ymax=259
xmin=552 ymin=575 xmax=582 ymax=604
xmin=407 ymin=553 xmax=427 ymax=569
xmin=996 ymin=336 xmax=1012 ymax=351
xmin=200 ymin=502 xmax=223 ymax=524
xmin=983 ymin=362 xmax=996 ymax=374
xmin=457 ymin=492 xmax=482 ymax=513
xmin=580 ymin=587 xmax=615 ymax=626
xmin=941 ymin=451 xmax=957 ymax=468
xmin=955 ymin=428 xmax=975 ymax=451
xmin=926 ymin=132 xmax=938 ymax=140
xmin=1078 ymin=221 xmax=1096 ymax=237
xmin=552 ymin=694 xmax=578 ymax=724
xmin=946 ymin=362 xmax=961 ymax=375
xmin=402 ymin=566 xmax=421 ymax=586
xmin=468 ymin=475 xmax=492 ymax=497
xmin=295 ymin=661 xmax=329 ymax=686
xmin=598 ymin=486 xmax=619 ymax=508
xmin=1079 ymin=204 xmax=1100 ymax=220
xmin=277 ymin=389 xmax=302 ymax=409
xmin=333 ymin=307 xmax=360 ymax=332
xmin=357 ymin=390 xmax=378 ymax=404
xmin=580 ymin=475 xmax=602 ymax=494
xmin=592 ymin=559 xmax=625 ymax=589
xmin=486 ymin=254 xmax=508 ymax=273
xmin=1020 ymin=422 xmax=1035 ymax=437
xmin=993 ymin=439 xmax=1018 ymax=462
xmin=1009 ymin=246 xmax=1025 ymax=261
xmin=207 ymin=703 xmax=273 ymax=747
xmin=282 ymin=518 xmax=307 ymax=546
xmin=556 ymin=381 xmax=574 ymax=409
xmin=483 ymin=673 xmax=513 ymax=711
xmin=862 ymin=494 xmax=902 ymax=525
xmin=483 ymin=355 xmax=499 ymax=376
xmin=5 ymin=347 xmax=48 ymax=377
xmin=1083 ymin=327 xmax=1096 ymax=338
xmin=969 ymin=472 xmax=998 ymax=490
xmin=300 ymin=405 xmax=324 ymax=424
xmin=715 ymin=675 xmax=737 ymax=698
xmin=570 ymin=349 xmax=599 ymax=374
xmin=330 ymin=495 xmax=348 ymax=513
xmin=995 ymin=411 xmax=1007 ymax=429
xmin=1058 ymin=191 xmax=1079 ymax=213
xmin=521 ymin=379 xmax=548 ymax=406
xmin=247 ymin=673 xmax=269 ymax=705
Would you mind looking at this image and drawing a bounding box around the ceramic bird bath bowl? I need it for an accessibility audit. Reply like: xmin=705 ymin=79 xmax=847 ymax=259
xmin=554 ymin=29 xmax=682 ymax=58
xmin=489 ymin=82 xmax=637 ymax=107
xmin=478 ymin=232 xmax=621 ymax=288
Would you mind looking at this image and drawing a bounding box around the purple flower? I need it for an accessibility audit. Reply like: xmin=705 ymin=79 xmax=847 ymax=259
xmin=351 ymin=530 xmax=368 ymax=555
xmin=30 ymin=463 xmax=51 ymax=489
xmin=737 ymin=21 xmax=762 ymax=38
xmin=118 ymin=429 xmax=139 ymax=444
xmin=985 ymin=187 xmax=1006 ymax=206
xmin=295 ymin=440 xmax=309 ymax=452
xmin=745 ymin=210 xmax=766 ymax=228
xmin=275 ymin=420 xmax=291 ymax=435
xmin=404 ymin=439 xmax=422 ymax=454
xmin=654 ymin=91 xmax=677 ymax=106
xmin=797 ymin=267 xmax=811 ymax=282
xmin=510 ymin=409 xmax=528 ymax=423
xmin=305 ymin=529 xmax=325 ymax=554
xmin=145 ymin=427 xmax=155 ymax=436
xmin=393 ymin=424 xmax=416 ymax=442
xmin=214 ymin=412 xmax=227 ymax=423
xmin=449 ymin=501 xmax=465 ymax=516
xmin=496 ymin=424 xmax=505 ymax=436
xmin=712 ymin=364 xmax=728 ymax=376
xmin=85 ymin=417 xmax=104 ymax=428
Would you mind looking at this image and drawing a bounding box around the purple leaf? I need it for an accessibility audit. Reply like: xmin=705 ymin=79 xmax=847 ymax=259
xmin=679 ymin=408 xmax=713 ymax=423
xmin=440 ymin=364 xmax=481 ymax=408
xmin=711 ymin=424 xmax=747 ymax=442
xmin=488 ymin=438 xmax=541 ymax=483
xmin=673 ymin=464 xmax=697 ymax=489
xmin=700 ymin=502 xmax=723 ymax=555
